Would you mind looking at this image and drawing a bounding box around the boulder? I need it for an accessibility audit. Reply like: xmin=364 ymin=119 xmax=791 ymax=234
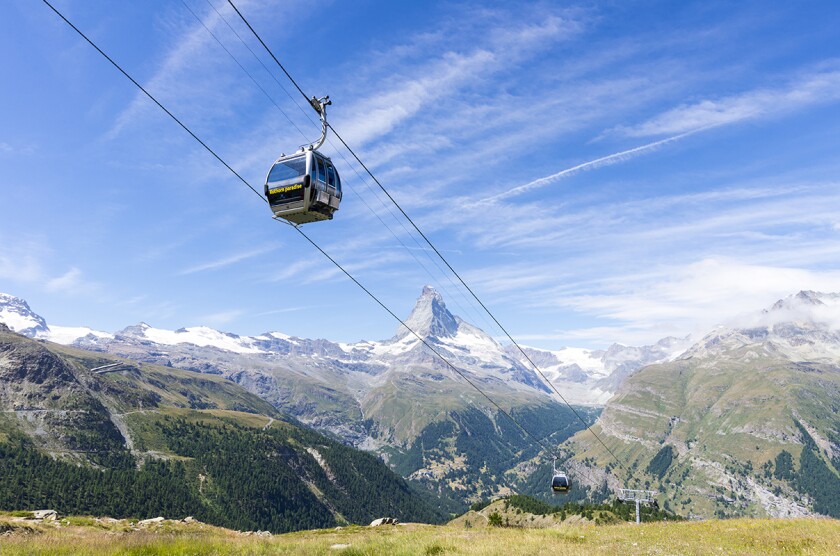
xmin=32 ymin=510 xmax=57 ymax=521
xmin=369 ymin=517 xmax=398 ymax=527
xmin=138 ymin=517 xmax=165 ymax=526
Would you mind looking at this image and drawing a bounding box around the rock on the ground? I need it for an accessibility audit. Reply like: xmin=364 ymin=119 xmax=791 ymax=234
xmin=369 ymin=517 xmax=399 ymax=527
xmin=138 ymin=517 xmax=165 ymax=526
xmin=32 ymin=510 xmax=57 ymax=521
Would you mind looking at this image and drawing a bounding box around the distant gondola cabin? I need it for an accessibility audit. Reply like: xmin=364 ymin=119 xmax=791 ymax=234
xmin=552 ymin=472 xmax=570 ymax=494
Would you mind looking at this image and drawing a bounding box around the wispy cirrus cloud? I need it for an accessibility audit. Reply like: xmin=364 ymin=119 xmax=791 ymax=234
xmin=45 ymin=267 xmax=100 ymax=296
xmin=0 ymin=141 xmax=35 ymax=155
xmin=178 ymin=245 xmax=277 ymax=275
xmin=195 ymin=309 xmax=244 ymax=326
xmin=0 ymin=240 xmax=44 ymax=284
xmin=442 ymin=179 xmax=840 ymax=318
xmin=107 ymin=0 xmax=311 ymax=139
xmin=615 ymin=65 xmax=840 ymax=138
xmin=335 ymin=10 xmax=586 ymax=149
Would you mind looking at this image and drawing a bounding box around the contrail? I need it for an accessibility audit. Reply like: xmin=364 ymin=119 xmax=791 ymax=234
xmin=479 ymin=129 xmax=702 ymax=204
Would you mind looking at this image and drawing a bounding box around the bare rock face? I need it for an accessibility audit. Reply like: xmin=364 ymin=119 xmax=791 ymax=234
xmin=394 ymin=285 xmax=458 ymax=340
xmin=0 ymin=329 xmax=126 ymax=455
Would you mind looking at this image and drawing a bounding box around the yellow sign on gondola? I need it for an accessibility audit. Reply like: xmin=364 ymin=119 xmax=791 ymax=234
xmin=268 ymin=183 xmax=303 ymax=195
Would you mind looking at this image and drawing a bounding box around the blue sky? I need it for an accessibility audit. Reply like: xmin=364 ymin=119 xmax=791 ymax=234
xmin=2 ymin=0 xmax=840 ymax=349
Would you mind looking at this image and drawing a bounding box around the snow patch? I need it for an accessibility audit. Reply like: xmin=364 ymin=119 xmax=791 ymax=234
xmin=140 ymin=325 xmax=264 ymax=354
xmin=41 ymin=325 xmax=114 ymax=344
xmin=0 ymin=309 xmax=42 ymax=333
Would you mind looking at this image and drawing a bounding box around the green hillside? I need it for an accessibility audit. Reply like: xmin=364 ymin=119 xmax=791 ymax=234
xmin=0 ymin=328 xmax=444 ymax=531
xmin=565 ymin=345 xmax=840 ymax=518
xmin=378 ymin=398 xmax=599 ymax=509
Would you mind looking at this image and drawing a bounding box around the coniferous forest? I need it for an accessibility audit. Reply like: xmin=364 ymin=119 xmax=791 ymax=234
xmin=0 ymin=418 xmax=444 ymax=533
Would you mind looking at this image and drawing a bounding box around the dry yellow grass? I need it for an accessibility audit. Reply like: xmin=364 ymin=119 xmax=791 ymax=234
xmin=1 ymin=515 xmax=839 ymax=555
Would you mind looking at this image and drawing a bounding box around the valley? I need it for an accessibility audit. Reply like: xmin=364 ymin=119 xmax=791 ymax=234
xmin=2 ymin=288 xmax=643 ymax=506
xmin=2 ymin=288 xmax=840 ymax=526
xmin=0 ymin=325 xmax=443 ymax=532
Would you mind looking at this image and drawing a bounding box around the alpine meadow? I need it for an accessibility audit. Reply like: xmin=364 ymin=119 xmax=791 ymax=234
xmin=1 ymin=1 xmax=840 ymax=554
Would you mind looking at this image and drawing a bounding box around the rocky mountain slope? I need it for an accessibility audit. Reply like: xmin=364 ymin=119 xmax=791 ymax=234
xmin=566 ymin=291 xmax=840 ymax=519
xmin=0 ymin=288 xmax=708 ymax=508
xmin=0 ymin=325 xmax=443 ymax=531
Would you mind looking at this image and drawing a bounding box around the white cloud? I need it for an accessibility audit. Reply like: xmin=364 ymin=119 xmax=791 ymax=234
xmin=557 ymin=258 xmax=840 ymax=343
xmin=616 ymin=65 xmax=840 ymax=137
xmin=45 ymin=267 xmax=95 ymax=295
xmin=439 ymin=180 xmax=839 ymax=253
xmin=268 ymin=258 xmax=329 ymax=283
xmin=107 ymin=0 xmax=311 ymax=139
xmin=736 ymin=293 xmax=840 ymax=331
xmin=0 ymin=141 xmax=35 ymax=155
xmin=0 ymin=251 xmax=43 ymax=284
xmin=335 ymin=13 xmax=582 ymax=148
xmin=196 ymin=309 xmax=244 ymax=326
xmin=178 ymin=246 xmax=277 ymax=275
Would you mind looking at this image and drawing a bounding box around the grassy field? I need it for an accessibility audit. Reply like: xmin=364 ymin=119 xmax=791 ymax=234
xmin=2 ymin=514 xmax=839 ymax=555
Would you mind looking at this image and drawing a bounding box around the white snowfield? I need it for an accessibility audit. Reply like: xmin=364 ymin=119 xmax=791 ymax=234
xmin=438 ymin=322 xmax=511 ymax=368
xmin=42 ymin=326 xmax=114 ymax=344
xmin=0 ymin=307 xmax=42 ymax=334
xmin=137 ymin=324 xmax=265 ymax=354
xmin=2 ymin=289 xmax=837 ymax=408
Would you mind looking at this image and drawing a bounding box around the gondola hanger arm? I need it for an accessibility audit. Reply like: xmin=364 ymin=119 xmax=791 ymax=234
xmin=303 ymin=95 xmax=331 ymax=152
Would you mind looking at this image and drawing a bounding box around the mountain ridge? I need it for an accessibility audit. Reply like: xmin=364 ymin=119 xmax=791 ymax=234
xmin=565 ymin=290 xmax=840 ymax=519
xmin=0 ymin=288 xmax=687 ymax=407
xmin=0 ymin=326 xmax=445 ymax=530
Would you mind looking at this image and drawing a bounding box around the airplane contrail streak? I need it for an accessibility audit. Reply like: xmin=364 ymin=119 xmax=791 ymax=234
xmin=479 ymin=129 xmax=704 ymax=204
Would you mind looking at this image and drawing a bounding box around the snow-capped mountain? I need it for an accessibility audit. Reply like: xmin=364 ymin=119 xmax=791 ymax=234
xmin=0 ymin=293 xmax=49 ymax=337
xmin=0 ymin=292 xmax=114 ymax=343
xmin=504 ymin=336 xmax=692 ymax=404
xmin=5 ymin=288 xmax=839 ymax=509
xmin=568 ymin=290 xmax=840 ymax=519
xmin=0 ymin=288 xmax=689 ymax=411
xmin=684 ymin=290 xmax=840 ymax=362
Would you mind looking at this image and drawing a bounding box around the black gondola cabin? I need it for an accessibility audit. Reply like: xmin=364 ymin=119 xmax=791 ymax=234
xmin=265 ymin=150 xmax=341 ymax=225
xmin=552 ymin=472 xmax=570 ymax=494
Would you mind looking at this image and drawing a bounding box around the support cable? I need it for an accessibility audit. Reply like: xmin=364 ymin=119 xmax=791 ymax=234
xmin=41 ymin=0 xmax=564 ymax=463
xmin=225 ymin=0 xmax=631 ymax=476
xmin=40 ymin=0 xmax=264 ymax=204
xmin=179 ymin=0 xmax=312 ymax=144
xmin=187 ymin=0 xmax=499 ymax=341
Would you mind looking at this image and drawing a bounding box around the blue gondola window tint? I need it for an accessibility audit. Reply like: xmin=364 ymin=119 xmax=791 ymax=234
xmin=316 ymin=157 xmax=326 ymax=184
xmin=327 ymin=164 xmax=337 ymax=189
xmin=268 ymin=156 xmax=306 ymax=182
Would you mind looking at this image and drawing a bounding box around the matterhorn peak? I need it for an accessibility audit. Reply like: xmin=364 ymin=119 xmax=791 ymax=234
xmin=394 ymin=286 xmax=459 ymax=340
